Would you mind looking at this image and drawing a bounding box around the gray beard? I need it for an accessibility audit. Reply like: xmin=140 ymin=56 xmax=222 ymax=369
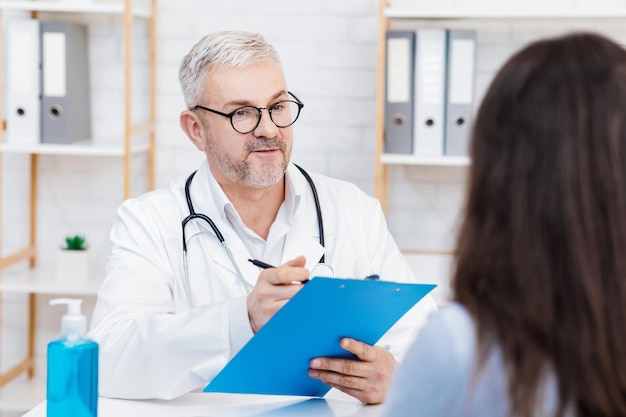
xmin=207 ymin=136 xmax=290 ymax=188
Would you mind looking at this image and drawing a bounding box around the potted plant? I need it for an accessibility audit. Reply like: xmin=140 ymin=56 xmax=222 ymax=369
xmin=56 ymin=235 xmax=91 ymax=283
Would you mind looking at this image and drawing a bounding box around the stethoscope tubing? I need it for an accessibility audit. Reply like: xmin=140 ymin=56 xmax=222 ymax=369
xmin=181 ymin=164 xmax=325 ymax=308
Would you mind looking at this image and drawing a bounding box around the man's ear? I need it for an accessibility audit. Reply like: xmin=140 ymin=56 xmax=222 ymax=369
xmin=180 ymin=110 xmax=208 ymax=152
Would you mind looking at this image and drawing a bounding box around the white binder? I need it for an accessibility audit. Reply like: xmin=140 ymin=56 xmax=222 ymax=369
xmin=413 ymin=29 xmax=447 ymax=156
xmin=5 ymin=20 xmax=42 ymax=145
xmin=384 ymin=30 xmax=415 ymax=154
xmin=444 ymin=30 xmax=476 ymax=156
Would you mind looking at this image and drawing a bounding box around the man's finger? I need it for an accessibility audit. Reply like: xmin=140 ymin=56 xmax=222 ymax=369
xmin=261 ymin=257 xmax=309 ymax=286
xmin=310 ymin=357 xmax=370 ymax=378
xmin=338 ymin=338 xmax=379 ymax=362
xmin=308 ymin=369 xmax=383 ymax=405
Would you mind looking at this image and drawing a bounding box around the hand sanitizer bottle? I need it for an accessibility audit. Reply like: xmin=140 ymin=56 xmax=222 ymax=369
xmin=47 ymin=298 xmax=98 ymax=417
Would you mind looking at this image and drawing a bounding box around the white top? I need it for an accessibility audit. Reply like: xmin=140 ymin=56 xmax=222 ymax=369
xmin=22 ymin=391 xmax=382 ymax=417
xmin=89 ymin=161 xmax=437 ymax=400
xmin=381 ymin=303 xmax=563 ymax=417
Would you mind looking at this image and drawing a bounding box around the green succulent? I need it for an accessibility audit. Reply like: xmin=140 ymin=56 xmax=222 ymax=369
xmin=64 ymin=235 xmax=88 ymax=251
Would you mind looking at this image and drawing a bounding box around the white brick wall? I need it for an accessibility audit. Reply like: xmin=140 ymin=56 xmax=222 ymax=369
xmin=3 ymin=1 xmax=626 ymax=413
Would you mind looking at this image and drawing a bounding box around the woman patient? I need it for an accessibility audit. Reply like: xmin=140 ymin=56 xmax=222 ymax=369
xmin=382 ymin=32 xmax=626 ymax=417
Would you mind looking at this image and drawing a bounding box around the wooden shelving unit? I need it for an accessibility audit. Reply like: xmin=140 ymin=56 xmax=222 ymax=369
xmin=380 ymin=154 xmax=469 ymax=166
xmin=374 ymin=0 xmax=626 ymax=251
xmin=0 ymin=141 xmax=151 ymax=157
xmin=0 ymin=0 xmax=157 ymax=411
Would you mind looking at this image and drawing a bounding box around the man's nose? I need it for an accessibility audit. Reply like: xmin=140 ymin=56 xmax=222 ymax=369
xmin=253 ymin=108 xmax=279 ymax=136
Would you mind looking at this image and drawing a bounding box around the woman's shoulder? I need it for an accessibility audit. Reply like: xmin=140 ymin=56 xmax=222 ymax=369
xmin=424 ymin=303 xmax=475 ymax=340
xmin=414 ymin=302 xmax=477 ymax=364
xmin=383 ymin=303 xmax=482 ymax=417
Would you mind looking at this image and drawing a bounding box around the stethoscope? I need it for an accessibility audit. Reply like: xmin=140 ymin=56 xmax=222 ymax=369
xmin=181 ymin=164 xmax=333 ymax=308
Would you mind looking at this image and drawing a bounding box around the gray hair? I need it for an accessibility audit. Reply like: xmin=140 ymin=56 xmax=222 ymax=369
xmin=178 ymin=31 xmax=282 ymax=108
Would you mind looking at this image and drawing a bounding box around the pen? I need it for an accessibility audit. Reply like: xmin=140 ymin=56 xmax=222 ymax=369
xmin=248 ymin=259 xmax=275 ymax=269
xmin=248 ymin=258 xmax=308 ymax=285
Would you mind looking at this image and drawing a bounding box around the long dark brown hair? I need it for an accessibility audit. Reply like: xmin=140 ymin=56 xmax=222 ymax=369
xmin=453 ymin=32 xmax=626 ymax=417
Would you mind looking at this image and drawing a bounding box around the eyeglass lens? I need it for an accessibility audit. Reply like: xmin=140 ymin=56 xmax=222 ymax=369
xmin=232 ymin=100 xmax=301 ymax=133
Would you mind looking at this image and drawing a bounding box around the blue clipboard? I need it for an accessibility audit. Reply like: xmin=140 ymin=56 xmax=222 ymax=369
xmin=204 ymin=277 xmax=436 ymax=397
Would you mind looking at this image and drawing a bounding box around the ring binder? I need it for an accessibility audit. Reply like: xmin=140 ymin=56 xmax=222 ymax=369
xmin=413 ymin=28 xmax=448 ymax=157
xmin=41 ymin=22 xmax=91 ymax=144
xmin=5 ymin=20 xmax=42 ymax=145
xmin=384 ymin=30 xmax=416 ymax=154
xmin=444 ymin=30 xmax=476 ymax=156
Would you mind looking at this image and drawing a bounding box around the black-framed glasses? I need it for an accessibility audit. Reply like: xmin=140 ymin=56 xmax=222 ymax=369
xmin=193 ymin=91 xmax=304 ymax=134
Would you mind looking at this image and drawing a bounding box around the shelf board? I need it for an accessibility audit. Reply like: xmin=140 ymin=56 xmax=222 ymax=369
xmin=0 ymin=373 xmax=44 ymax=412
xmin=0 ymin=140 xmax=150 ymax=157
xmin=0 ymin=0 xmax=151 ymax=18
xmin=381 ymin=153 xmax=470 ymax=166
xmin=0 ymin=267 xmax=102 ymax=295
xmin=384 ymin=8 xmax=626 ymax=19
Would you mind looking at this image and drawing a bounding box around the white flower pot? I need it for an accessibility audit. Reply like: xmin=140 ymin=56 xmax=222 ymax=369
xmin=56 ymin=249 xmax=91 ymax=283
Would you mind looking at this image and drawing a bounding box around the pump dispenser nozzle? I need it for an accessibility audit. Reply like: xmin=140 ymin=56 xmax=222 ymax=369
xmin=50 ymin=298 xmax=86 ymax=338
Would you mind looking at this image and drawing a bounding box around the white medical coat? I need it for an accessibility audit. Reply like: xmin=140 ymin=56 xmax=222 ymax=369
xmin=90 ymin=161 xmax=437 ymax=400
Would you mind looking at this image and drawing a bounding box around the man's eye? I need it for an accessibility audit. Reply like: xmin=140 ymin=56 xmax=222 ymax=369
xmin=271 ymin=102 xmax=286 ymax=112
xmin=233 ymin=107 xmax=255 ymax=118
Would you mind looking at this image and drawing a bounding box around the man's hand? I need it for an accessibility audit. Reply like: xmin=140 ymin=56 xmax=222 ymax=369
xmin=308 ymin=337 xmax=397 ymax=405
xmin=247 ymin=256 xmax=309 ymax=333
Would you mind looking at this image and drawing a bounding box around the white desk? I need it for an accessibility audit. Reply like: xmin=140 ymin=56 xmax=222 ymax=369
xmin=21 ymin=391 xmax=383 ymax=417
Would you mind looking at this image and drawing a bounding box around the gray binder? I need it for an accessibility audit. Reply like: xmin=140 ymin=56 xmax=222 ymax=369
xmin=444 ymin=30 xmax=476 ymax=156
xmin=384 ymin=30 xmax=415 ymax=154
xmin=41 ymin=22 xmax=91 ymax=144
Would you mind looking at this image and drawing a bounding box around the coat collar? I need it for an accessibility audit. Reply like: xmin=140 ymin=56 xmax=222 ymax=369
xmin=185 ymin=161 xmax=325 ymax=280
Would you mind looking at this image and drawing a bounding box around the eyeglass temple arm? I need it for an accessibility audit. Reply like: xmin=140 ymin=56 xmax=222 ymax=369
xmin=288 ymin=91 xmax=304 ymax=105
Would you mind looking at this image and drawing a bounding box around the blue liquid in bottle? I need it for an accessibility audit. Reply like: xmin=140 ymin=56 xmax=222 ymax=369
xmin=47 ymin=298 xmax=98 ymax=417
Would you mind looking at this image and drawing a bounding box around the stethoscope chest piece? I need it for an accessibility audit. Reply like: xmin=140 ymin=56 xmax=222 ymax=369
xmin=310 ymin=263 xmax=334 ymax=278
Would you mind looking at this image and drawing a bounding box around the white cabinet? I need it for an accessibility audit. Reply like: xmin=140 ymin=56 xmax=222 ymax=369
xmin=0 ymin=0 xmax=157 ymax=411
